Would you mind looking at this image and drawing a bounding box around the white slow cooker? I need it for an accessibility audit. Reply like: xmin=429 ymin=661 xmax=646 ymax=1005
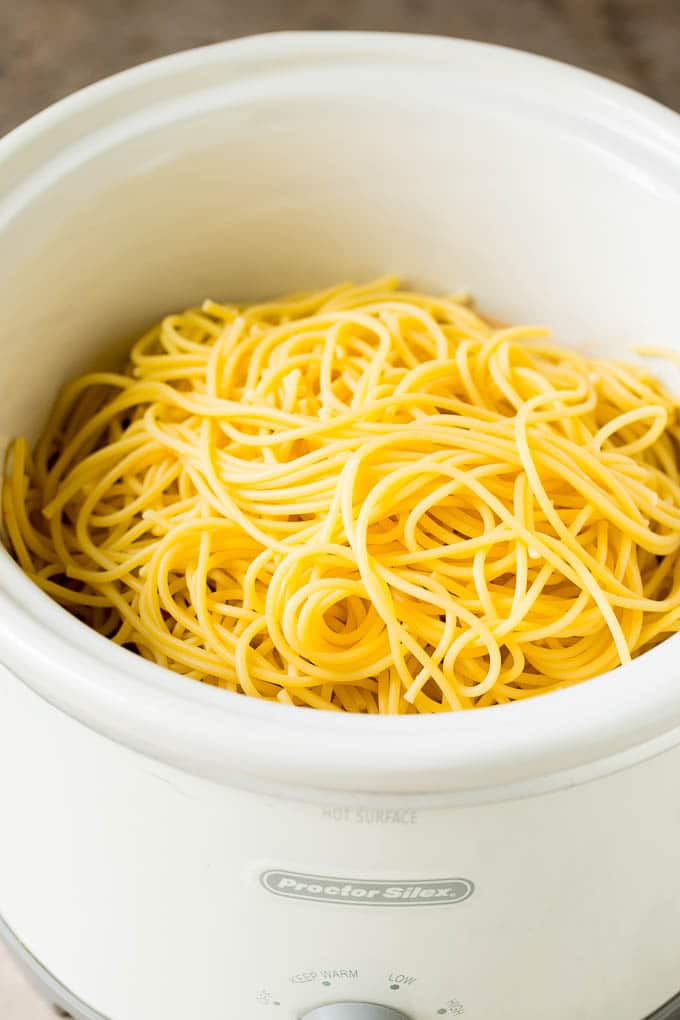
xmin=2 ymin=32 xmax=680 ymax=1020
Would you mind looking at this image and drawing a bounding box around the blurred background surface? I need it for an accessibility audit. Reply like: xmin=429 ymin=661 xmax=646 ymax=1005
xmin=1 ymin=0 xmax=680 ymax=138
xmin=1 ymin=0 xmax=680 ymax=1016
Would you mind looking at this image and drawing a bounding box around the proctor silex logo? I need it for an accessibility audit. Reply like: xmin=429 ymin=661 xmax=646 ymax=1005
xmin=260 ymin=870 xmax=474 ymax=907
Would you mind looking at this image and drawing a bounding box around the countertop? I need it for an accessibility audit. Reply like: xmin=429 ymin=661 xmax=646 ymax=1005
xmin=1 ymin=0 xmax=680 ymax=1016
xmin=2 ymin=0 xmax=680 ymax=138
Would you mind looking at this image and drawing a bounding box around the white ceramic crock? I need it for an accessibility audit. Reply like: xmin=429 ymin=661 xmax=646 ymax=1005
xmin=1 ymin=32 xmax=680 ymax=1020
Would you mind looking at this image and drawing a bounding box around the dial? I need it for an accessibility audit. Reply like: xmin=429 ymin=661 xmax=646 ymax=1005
xmin=301 ymin=1003 xmax=410 ymax=1019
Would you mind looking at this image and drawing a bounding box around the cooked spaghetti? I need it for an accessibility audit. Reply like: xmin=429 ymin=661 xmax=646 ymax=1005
xmin=4 ymin=277 xmax=680 ymax=713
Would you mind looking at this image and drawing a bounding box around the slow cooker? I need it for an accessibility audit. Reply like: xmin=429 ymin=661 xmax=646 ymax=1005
xmin=2 ymin=32 xmax=680 ymax=1020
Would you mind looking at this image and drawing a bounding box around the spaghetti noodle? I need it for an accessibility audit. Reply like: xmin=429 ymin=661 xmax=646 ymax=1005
xmin=4 ymin=277 xmax=680 ymax=712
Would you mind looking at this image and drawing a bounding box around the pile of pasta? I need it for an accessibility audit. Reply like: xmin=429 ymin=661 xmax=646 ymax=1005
xmin=4 ymin=277 xmax=680 ymax=713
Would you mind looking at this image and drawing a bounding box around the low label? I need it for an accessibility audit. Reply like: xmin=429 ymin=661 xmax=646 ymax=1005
xmin=260 ymin=870 xmax=474 ymax=906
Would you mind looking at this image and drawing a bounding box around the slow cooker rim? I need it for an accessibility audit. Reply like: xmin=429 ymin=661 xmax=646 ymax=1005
xmin=2 ymin=31 xmax=680 ymax=796
xmin=4 ymin=544 xmax=680 ymax=798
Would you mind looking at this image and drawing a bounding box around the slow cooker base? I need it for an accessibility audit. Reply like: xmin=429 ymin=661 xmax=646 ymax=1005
xmin=0 ymin=911 xmax=107 ymax=1020
xmin=1 ymin=909 xmax=679 ymax=1020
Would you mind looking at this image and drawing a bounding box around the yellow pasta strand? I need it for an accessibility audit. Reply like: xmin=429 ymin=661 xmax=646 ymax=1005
xmin=4 ymin=277 xmax=680 ymax=713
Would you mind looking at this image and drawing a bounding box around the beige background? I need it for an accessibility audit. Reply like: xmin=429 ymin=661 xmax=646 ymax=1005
xmin=1 ymin=0 xmax=679 ymax=1015
xmin=2 ymin=0 xmax=680 ymax=138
